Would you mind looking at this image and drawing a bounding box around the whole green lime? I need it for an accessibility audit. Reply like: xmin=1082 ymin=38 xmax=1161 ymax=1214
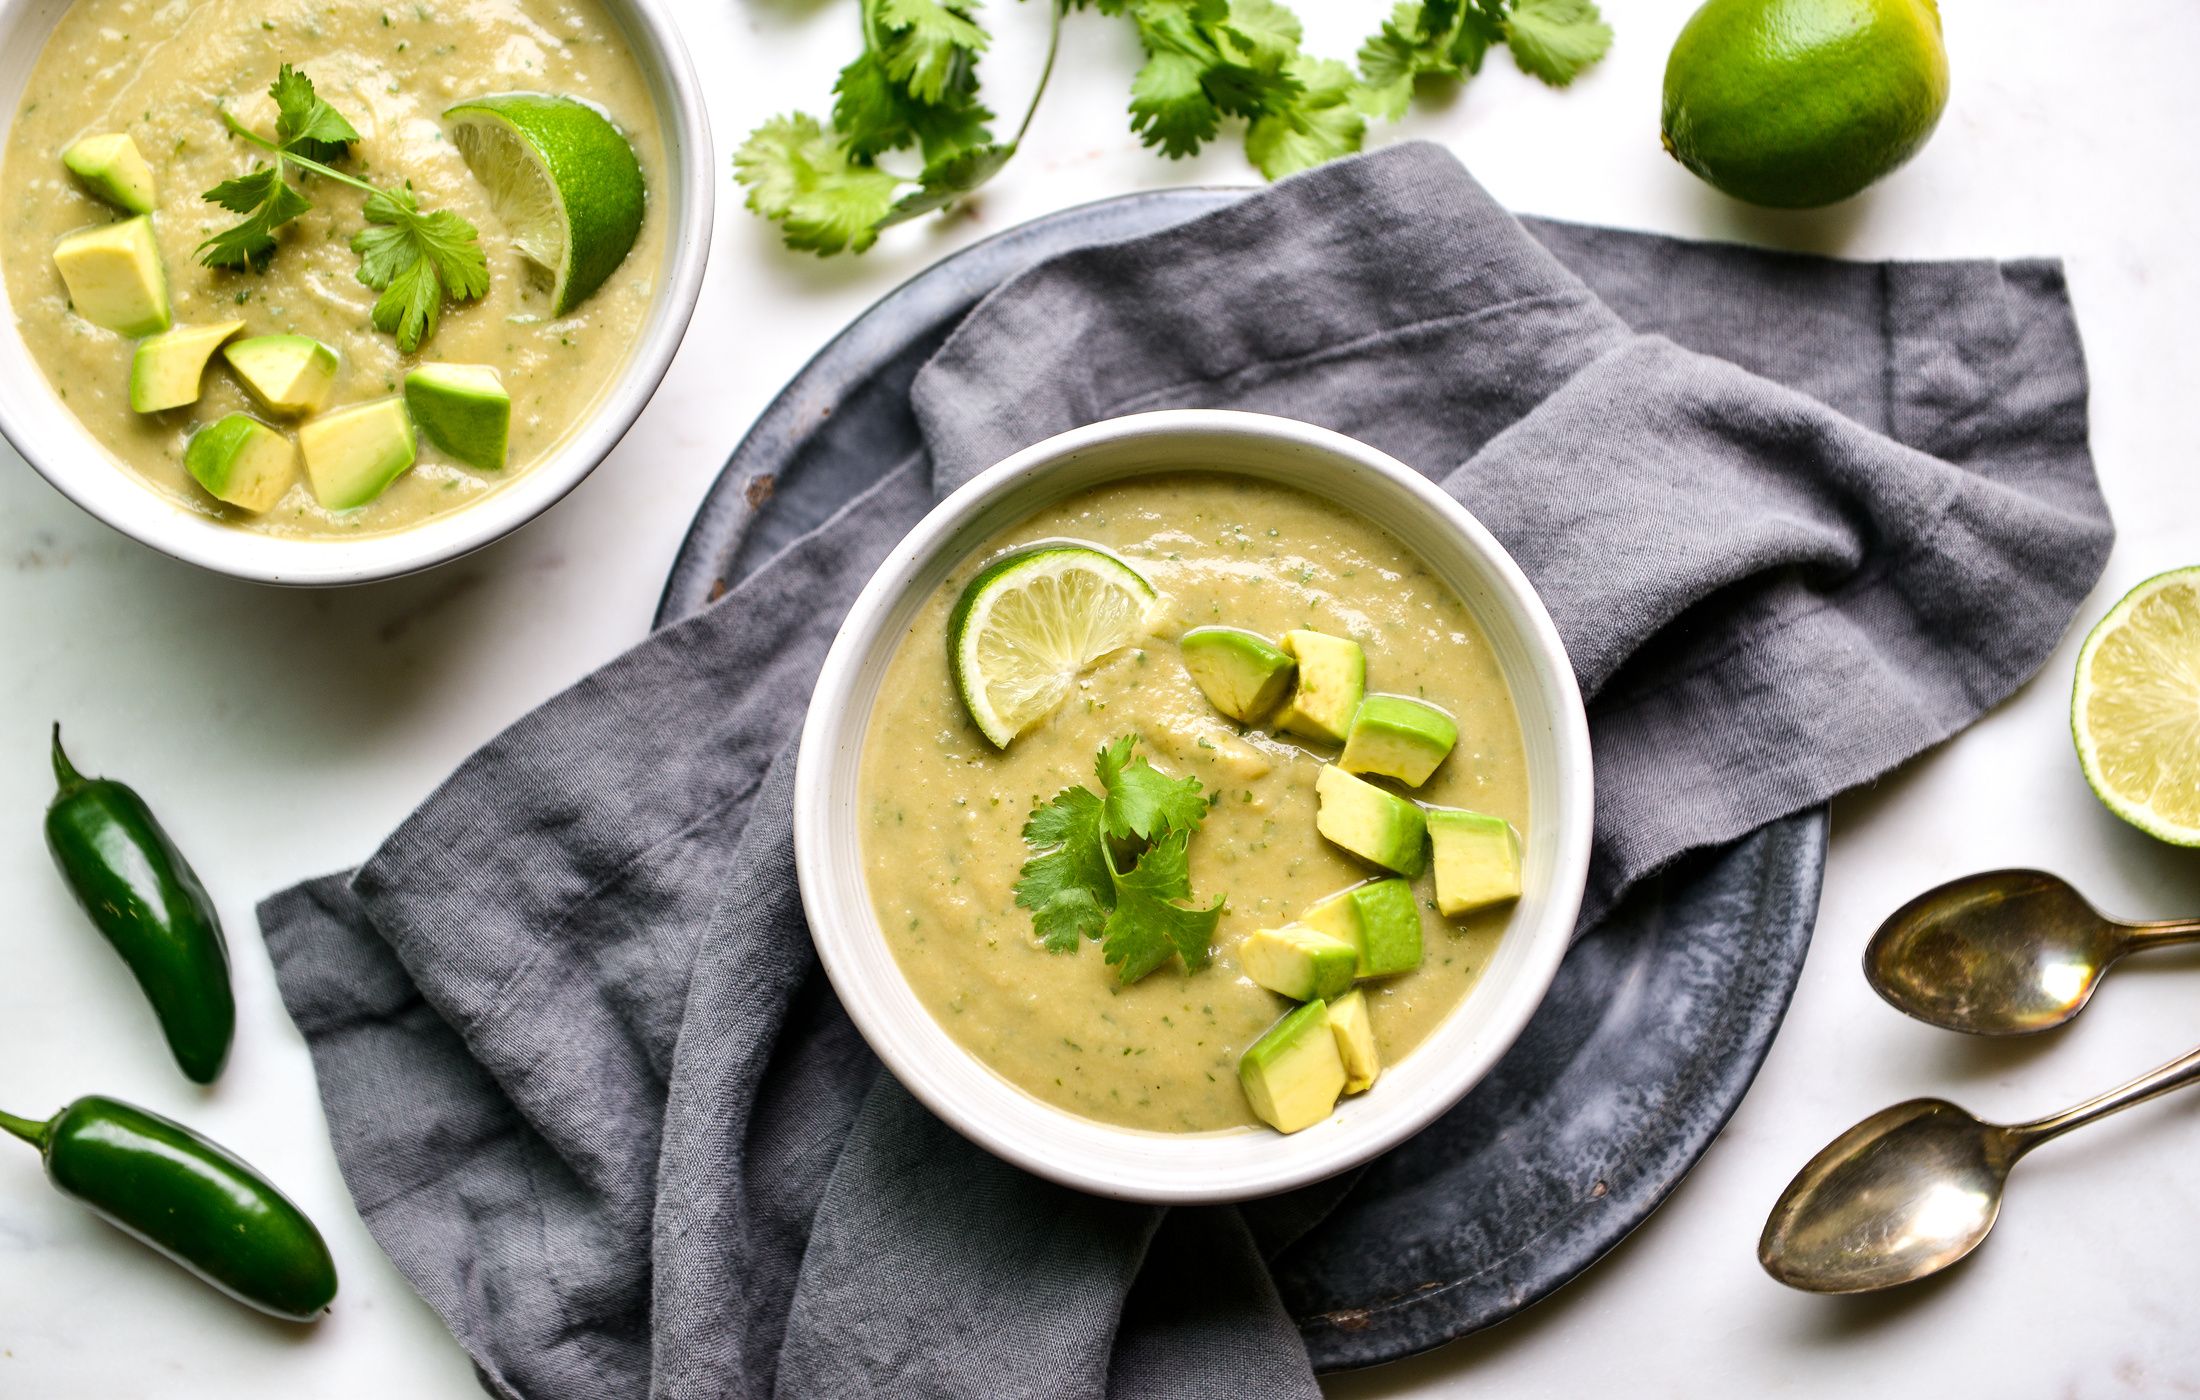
xmin=1660 ymin=0 xmax=1949 ymax=209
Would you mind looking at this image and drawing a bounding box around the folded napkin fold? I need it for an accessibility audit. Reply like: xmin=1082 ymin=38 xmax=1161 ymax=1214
xmin=262 ymin=143 xmax=2110 ymax=1399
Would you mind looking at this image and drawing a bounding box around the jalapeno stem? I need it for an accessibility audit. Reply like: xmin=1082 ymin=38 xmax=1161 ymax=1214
xmin=0 ymin=1109 xmax=51 ymax=1151
xmin=50 ymin=723 xmax=86 ymax=793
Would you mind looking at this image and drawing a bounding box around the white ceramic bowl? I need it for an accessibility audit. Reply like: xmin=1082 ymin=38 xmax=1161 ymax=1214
xmin=0 ymin=0 xmax=712 ymax=586
xmin=796 ymin=410 xmax=1594 ymax=1204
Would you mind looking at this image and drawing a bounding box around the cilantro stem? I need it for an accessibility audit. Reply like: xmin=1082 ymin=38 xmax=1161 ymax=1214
xmin=218 ymin=107 xmax=383 ymax=199
xmin=1010 ymin=0 xmax=1061 ymax=150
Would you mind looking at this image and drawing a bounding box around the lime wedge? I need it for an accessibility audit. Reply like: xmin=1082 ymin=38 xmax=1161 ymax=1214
xmin=949 ymin=545 xmax=1157 ymax=748
xmin=444 ymin=94 xmax=645 ymax=316
xmin=2072 ymin=565 xmax=2200 ymax=846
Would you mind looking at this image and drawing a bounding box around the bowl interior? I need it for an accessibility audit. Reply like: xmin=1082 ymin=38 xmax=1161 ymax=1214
xmin=0 ymin=0 xmax=711 ymax=586
xmin=796 ymin=411 xmax=1592 ymax=1204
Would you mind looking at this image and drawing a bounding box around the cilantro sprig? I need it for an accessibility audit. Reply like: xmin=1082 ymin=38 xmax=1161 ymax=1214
xmin=736 ymin=0 xmax=1055 ymax=255
xmin=200 ymin=66 xmax=489 ymax=351
xmin=1015 ymin=735 xmax=1226 ymax=984
xmin=1357 ymin=0 xmax=1612 ymax=122
xmin=735 ymin=0 xmax=1611 ymax=256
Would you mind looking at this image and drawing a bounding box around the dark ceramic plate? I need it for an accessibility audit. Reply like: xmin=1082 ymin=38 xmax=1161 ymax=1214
xmin=655 ymin=189 xmax=1826 ymax=1371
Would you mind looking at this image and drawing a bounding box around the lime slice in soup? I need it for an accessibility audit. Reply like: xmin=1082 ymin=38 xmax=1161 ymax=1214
xmin=950 ymin=545 xmax=1156 ymax=748
xmin=2072 ymin=565 xmax=2200 ymax=846
xmin=444 ymin=94 xmax=645 ymax=316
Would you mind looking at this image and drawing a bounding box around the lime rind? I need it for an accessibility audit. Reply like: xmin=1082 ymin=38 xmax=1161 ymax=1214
xmin=949 ymin=545 xmax=1157 ymax=748
xmin=2071 ymin=565 xmax=2200 ymax=847
xmin=445 ymin=93 xmax=645 ymax=317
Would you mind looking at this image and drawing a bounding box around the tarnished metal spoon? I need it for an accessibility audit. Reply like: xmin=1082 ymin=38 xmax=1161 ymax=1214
xmin=1760 ymin=1044 xmax=2200 ymax=1293
xmin=1865 ymin=869 xmax=2200 ymax=1035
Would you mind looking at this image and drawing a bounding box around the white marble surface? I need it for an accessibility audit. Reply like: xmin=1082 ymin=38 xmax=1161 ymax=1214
xmin=3 ymin=0 xmax=2197 ymax=1394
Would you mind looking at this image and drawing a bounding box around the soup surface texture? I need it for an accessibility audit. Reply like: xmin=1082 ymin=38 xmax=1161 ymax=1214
xmin=858 ymin=474 xmax=1531 ymax=1133
xmin=2 ymin=0 xmax=665 ymax=537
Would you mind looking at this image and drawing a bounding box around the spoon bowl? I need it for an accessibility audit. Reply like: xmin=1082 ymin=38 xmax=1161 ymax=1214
xmin=1758 ymin=1099 xmax=2012 ymax=1293
xmin=1865 ymin=870 xmax=2200 ymax=1035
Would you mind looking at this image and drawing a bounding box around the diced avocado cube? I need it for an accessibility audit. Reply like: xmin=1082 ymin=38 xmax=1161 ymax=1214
xmin=62 ymin=134 xmax=157 ymax=215
xmin=52 ymin=217 xmax=169 ymax=337
xmin=129 ymin=321 xmax=245 ymax=413
xmin=1427 ymin=808 xmax=1522 ymax=917
xmin=1238 ymin=999 xmax=1347 ymax=1134
xmin=185 ymin=413 xmax=296 ymax=513
xmin=223 ymin=334 xmax=339 ymax=416
xmin=1328 ymin=988 xmax=1380 ymax=1094
xmin=1240 ymin=924 xmax=1358 ymax=1002
xmin=299 ymin=398 xmax=416 ymax=510
xmin=1347 ymin=879 xmax=1423 ymax=977
xmin=1299 ymin=880 xmax=1424 ymax=978
xmin=404 ymin=363 xmax=511 ymax=471
xmin=1341 ymin=695 xmax=1458 ymax=788
xmin=1315 ymin=765 xmax=1426 ymax=878
xmin=1179 ymin=627 xmax=1295 ymax=722
xmin=1274 ymin=629 xmax=1365 ymax=744
xmin=1300 ymin=885 xmax=1361 ymax=946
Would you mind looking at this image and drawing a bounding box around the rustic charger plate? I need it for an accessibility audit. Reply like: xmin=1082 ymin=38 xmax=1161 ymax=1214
xmin=656 ymin=189 xmax=1825 ymax=1370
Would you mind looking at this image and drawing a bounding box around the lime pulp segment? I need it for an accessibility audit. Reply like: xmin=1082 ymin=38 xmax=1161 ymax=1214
xmin=950 ymin=546 xmax=1157 ymax=748
xmin=2072 ymin=566 xmax=2200 ymax=845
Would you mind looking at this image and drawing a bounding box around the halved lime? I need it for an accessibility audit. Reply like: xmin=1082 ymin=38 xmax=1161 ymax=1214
xmin=949 ymin=545 xmax=1157 ymax=748
xmin=2072 ymin=566 xmax=2200 ymax=845
xmin=444 ymin=94 xmax=645 ymax=316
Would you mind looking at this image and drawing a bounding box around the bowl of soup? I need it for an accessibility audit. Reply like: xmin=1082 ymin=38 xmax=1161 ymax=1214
xmin=795 ymin=410 xmax=1593 ymax=1203
xmin=0 ymin=0 xmax=710 ymax=584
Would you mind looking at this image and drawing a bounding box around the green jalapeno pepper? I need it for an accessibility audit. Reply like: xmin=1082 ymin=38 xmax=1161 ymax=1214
xmin=0 ymin=1095 xmax=338 ymax=1320
xmin=44 ymin=726 xmax=234 ymax=1084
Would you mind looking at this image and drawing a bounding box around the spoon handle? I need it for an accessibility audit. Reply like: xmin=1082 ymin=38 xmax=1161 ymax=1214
xmin=2122 ymin=917 xmax=2200 ymax=949
xmin=2007 ymin=1044 xmax=2200 ymax=1154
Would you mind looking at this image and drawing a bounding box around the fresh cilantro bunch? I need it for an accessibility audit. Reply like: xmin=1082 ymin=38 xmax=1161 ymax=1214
xmin=200 ymin=66 xmax=489 ymax=352
xmin=1015 ymin=735 xmax=1226 ymax=984
xmin=736 ymin=0 xmax=1610 ymax=257
xmin=736 ymin=0 xmax=1051 ymax=255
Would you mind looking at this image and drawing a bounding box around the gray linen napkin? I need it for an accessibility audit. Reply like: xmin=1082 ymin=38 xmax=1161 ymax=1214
xmin=260 ymin=143 xmax=2110 ymax=1399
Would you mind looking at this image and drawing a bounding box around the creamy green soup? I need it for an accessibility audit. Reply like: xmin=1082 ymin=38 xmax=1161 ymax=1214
xmin=859 ymin=474 xmax=1531 ymax=1133
xmin=2 ymin=0 xmax=665 ymax=538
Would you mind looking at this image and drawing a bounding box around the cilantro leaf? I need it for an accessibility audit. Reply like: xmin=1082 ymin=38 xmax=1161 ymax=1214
xmin=876 ymin=0 xmax=989 ymax=106
xmin=352 ymin=184 xmax=490 ymax=353
xmin=1128 ymin=49 xmax=1219 ymax=157
xmin=735 ymin=113 xmax=904 ymax=256
xmin=1503 ymin=0 xmax=1611 ymax=86
xmin=1101 ymin=829 xmax=1225 ymax=982
xmin=198 ymin=165 xmax=310 ymax=269
xmin=270 ymin=62 xmax=361 ymax=162
xmin=1095 ymin=735 xmax=1209 ymax=841
xmin=1014 ymin=784 xmax=1112 ymax=919
xmin=1126 ymin=0 xmax=1305 ymax=156
xmin=1216 ymin=0 xmax=1301 ymax=67
xmin=1352 ymin=0 xmax=1506 ymax=121
xmin=833 ymin=38 xmax=996 ymax=163
xmin=1032 ymin=887 xmax=1110 ymax=953
xmin=1127 ymin=2 xmax=1224 ymax=156
xmin=1355 ymin=3 xmax=1441 ymax=123
xmin=1247 ymin=56 xmax=1366 ymax=180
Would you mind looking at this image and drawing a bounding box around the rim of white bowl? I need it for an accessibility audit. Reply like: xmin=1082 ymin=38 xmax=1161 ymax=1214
xmin=0 ymin=0 xmax=713 ymax=586
xmin=795 ymin=410 xmax=1594 ymax=1205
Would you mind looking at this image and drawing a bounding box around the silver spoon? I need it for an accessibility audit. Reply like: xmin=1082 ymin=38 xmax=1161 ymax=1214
xmin=1759 ymin=1043 xmax=2200 ymax=1292
xmin=1865 ymin=869 xmax=2200 ymax=1035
